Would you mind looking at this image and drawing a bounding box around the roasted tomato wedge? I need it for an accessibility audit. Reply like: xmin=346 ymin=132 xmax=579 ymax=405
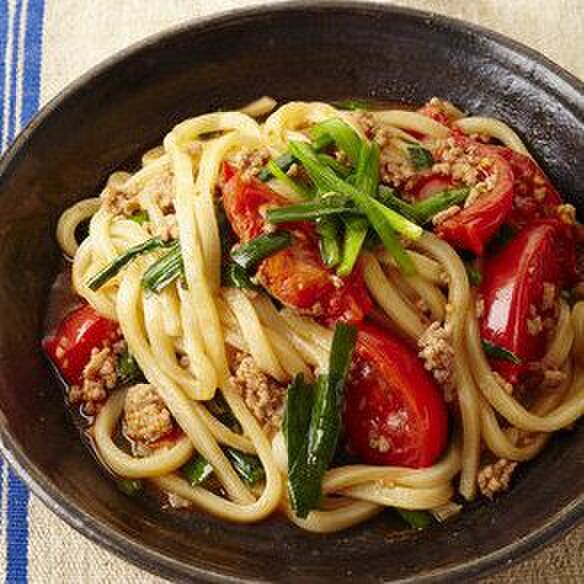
xmin=406 ymin=173 xmax=455 ymax=201
xmin=434 ymin=135 xmax=514 ymax=255
xmin=343 ymin=322 xmax=448 ymax=467
xmin=496 ymin=147 xmax=563 ymax=230
xmin=479 ymin=220 xmax=575 ymax=383
xmin=221 ymin=164 xmax=372 ymax=323
xmin=42 ymin=304 xmax=119 ymax=385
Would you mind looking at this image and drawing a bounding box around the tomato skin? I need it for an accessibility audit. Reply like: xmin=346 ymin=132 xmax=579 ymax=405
xmin=42 ymin=304 xmax=119 ymax=385
xmin=221 ymin=167 xmax=372 ymax=323
xmin=343 ymin=323 xmax=448 ymax=468
xmin=222 ymin=164 xmax=287 ymax=241
xmin=496 ymin=147 xmax=563 ymax=230
xmin=479 ymin=220 xmax=575 ymax=383
xmin=407 ymin=173 xmax=455 ymax=201
xmin=435 ymin=137 xmax=515 ymax=255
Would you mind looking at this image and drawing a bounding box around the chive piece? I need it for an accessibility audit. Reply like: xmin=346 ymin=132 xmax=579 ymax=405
xmin=217 ymin=200 xmax=236 ymax=253
xmin=310 ymin=118 xmax=363 ymax=164
xmin=288 ymin=141 xmax=420 ymax=275
xmin=182 ymin=455 xmax=214 ymax=487
xmin=481 ymin=339 xmax=522 ymax=364
xmin=267 ymin=160 xmax=311 ymax=199
xmin=221 ymin=262 xmax=259 ymax=290
xmin=266 ymin=195 xmax=355 ymax=224
xmin=88 ymin=237 xmax=169 ymax=290
xmin=283 ymin=373 xmax=315 ymax=470
xmin=377 ymin=186 xmax=419 ymax=223
xmin=129 ymin=210 xmax=149 ymax=225
xmin=410 ymin=188 xmax=470 ymax=224
xmin=316 ymin=153 xmax=352 ymax=178
xmin=117 ymin=350 xmax=144 ymax=384
xmin=408 ymin=146 xmax=434 ymax=170
xmin=141 ymin=241 xmax=183 ymax=293
xmin=338 ymin=216 xmax=368 ymax=277
xmin=336 ymin=141 xmax=378 ymax=276
xmin=288 ymin=323 xmax=357 ymax=518
xmin=465 ymin=262 xmax=482 ymax=286
xmin=316 ymin=217 xmax=342 ymax=268
xmin=231 ymin=231 xmax=292 ymax=271
xmin=116 ymin=478 xmax=143 ymax=497
xmin=397 ymin=509 xmax=433 ymax=529
xmin=225 ymin=448 xmax=265 ymax=485
xmin=333 ymin=99 xmax=371 ymax=111
xmin=258 ymin=135 xmax=333 ymax=182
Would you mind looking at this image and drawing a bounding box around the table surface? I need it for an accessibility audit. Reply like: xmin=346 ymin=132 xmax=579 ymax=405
xmin=1 ymin=0 xmax=582 ymax=582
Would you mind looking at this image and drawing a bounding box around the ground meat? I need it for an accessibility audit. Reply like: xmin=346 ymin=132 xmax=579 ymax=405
xmin=232 ymin=147 xmax=270 ymax=181
xmin=69 ymin=345 xmax=119 ymax=415
xmin=541 ymin=282 xmax=557 ymax=312
xmin=542 ymin=368 xmax=567 ymax=388
xmin=124 ymin=384 xmax=174 ymax=445
xmin=477 ymin=458 xmax=518 ymax=499
xmin=231 ymin=353 xmax=286 ymax=433
xmin=475 ymin=296 xmax=485 ymax=319
xmin=418 ymin=321 xmax=456 ymax=401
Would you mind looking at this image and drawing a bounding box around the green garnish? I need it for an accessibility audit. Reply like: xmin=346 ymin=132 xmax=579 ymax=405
xmin=129 ymin=210 xmax=149 ymax=225
xmin=141 ymin=241 xmax=183 ymax=294
xmin=88 ymin=237 xmax=171 ymax=291
xmin=221 ymin=262 xmax=259 ymax=290
xmin=481 ymin=339 xmax=522 ymax=364
xmin=257 ymin=134 xmax=333 ymax=181
xmin=316 ymin=153 xmax=352 ymax=178
xmin=408 ymin=146 xmax=434 ymax=170
xmin=230 ymin=231 xmax=292 ymax=271
xmin=207 ymin=394 xmax=242 ymax=433
xmin=116 ymin=478 xmax=143 ymax=497
xmin=117 ymin=350 xmax=144 ymax=384
xmin=288 ymin=141 xmax=420 ymax=275
xmin=267 ymin=160 xmax=311 ymax=199
xmin=287 ymin=323 xmax=357 ymax=518
xmin=410 ymin=188 xmax=470 ymax=224
xmin=377 ymin=186 xmax=420 ymax=223
xmin=266 ymin=195 xmax=355 ymax=224
xmin=310 ymin=118 xmax=362 ymax=164
xmin=225 ymin=448 xmax=265 ymax=486
xmin=182 ymin=455 xmax=214 ymax=487
xmin=465 ymin=262 xmax=482 ymax=286
xmin=316 ymin=217 xmax=342 ymax=268
xmin=397 ymin=509 xmax=433 ymax=529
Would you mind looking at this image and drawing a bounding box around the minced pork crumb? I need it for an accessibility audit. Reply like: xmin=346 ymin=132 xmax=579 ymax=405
xmin=124 ymin=384 xmax=173 ymax=445
xmin=418 ymin=321 xmax=456 ymax=401
xmin=231 ymin=353 xmax=286 ymax=433
xmin=477 ymin=458 xmax=518 ymax=498
xmin=69 ymin=344 xmax=120 ymax=415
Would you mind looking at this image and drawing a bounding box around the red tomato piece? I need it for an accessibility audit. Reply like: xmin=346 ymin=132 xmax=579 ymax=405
xmin=435 ymin=136 xmax=514 ymax=255
xmin=343 ymin=322 xmax=449 ymax=467
xmin=43 ymin=304 xmax=119 ymax=385
xmin=406 ymin=173 xmax=455 ymax=201
xmin=221 ymin=167 xmax=372 ymax=323
xmin=496 ymin=147 xmax=563 ymax=230
xmin=479 ymin=220 xmax=575 ymax=383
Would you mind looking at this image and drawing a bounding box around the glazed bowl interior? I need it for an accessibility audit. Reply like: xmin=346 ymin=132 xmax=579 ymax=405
xmin=0 ymin=3 xmax=582 ymax=582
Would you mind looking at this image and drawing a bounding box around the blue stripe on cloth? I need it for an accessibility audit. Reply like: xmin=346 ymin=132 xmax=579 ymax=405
xmin=6 ymin=471 xmax=30 ymax=584
xmin=21 ymin=0 xmax=44 ymax=126
xmin=4 ymin=0 xmax=46 ymax=581
xmin=7 ymin=0 xmax=24 ymax=142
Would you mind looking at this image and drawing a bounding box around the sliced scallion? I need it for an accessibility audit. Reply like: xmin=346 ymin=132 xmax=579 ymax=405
xmin=230 ymin=231 xmax=292 ymax=271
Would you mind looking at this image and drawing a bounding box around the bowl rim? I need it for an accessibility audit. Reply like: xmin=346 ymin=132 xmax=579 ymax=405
xmin=0 ymin=1 xmax=582 ymax=581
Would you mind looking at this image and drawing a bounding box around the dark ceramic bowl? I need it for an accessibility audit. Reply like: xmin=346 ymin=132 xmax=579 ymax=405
xmin=0 ymin=2 xmax=582 ymax=582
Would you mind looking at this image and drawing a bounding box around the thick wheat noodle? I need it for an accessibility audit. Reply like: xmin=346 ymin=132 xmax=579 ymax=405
xmin=362 ymin=252 xmax=425 ymax=340
xmin=466 ymin=310 xmax=584 ymax=432
xmin=413 ymin=232 xmax=480 ymax=500
xmin=95 ymin=388 xmax=194 ymax=478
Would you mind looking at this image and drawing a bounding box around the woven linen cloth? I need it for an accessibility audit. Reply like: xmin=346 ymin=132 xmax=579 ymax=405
xmin=0 ymin=0 xmax=582 ymax=582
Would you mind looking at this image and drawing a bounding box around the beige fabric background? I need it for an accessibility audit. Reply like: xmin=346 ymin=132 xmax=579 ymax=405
xmin=31 ymin=1 xmax=583 ymax=582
